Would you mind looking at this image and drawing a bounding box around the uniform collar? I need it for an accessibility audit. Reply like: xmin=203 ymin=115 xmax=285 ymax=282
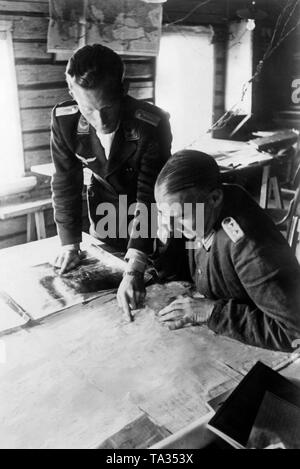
xmin=201 ymin=230 xmax=215 ymax=251
xmin=187 ymin=230 xmax=215 ymax=251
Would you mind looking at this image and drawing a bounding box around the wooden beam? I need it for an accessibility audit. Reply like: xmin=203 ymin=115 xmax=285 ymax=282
xmin=22 ymin=130 xmax=51 ymax=150
xmin=0 ymin=1 xmax=48 ymax=15
xmin=34 ymin=211 xmax=47 ymax=239
xmin=6 ymin=16 xmax=48 ymax=40
xmin=0 ymin=209 xmax=54 ymax=239
xmin=13 ymin=41 xmax=51 ymax=60
xmin=20 ymin=108 xmax=52 ymax=132
xmin=0 ymin=198 xmax=52 ymax=219
xmin=25 ymin=148 xmax=51 ymax=169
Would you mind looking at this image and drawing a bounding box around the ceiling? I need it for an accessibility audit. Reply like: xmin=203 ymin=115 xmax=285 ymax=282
xmin=163 ymin=0 xmax=294 ymax=24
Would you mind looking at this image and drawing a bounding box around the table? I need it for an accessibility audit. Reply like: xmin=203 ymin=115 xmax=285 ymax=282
xmin=0 ymin=235 xmax=298 ymax=449
xmin=31 ymin=138 xmax=284 ymax=210
xmin=31 ymin=164 xmax=92 ymax=186
xmin=190 ymin=137 xmax=285 ymax=209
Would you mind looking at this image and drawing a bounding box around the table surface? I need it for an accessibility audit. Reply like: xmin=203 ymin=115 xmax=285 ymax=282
xmin=0 ymin=235 xmax=299 ymax=449
xmin=31 ymin=138 xmax=275 ymax=179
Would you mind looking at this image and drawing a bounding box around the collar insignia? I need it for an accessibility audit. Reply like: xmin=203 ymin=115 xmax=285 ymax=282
xmin=123 ymin=121 xmax=139 ymax=141
xmin=201 ymin=230 xmax=215 ymax=251
xmin=77 ymin=115 xmax=90 ymax=134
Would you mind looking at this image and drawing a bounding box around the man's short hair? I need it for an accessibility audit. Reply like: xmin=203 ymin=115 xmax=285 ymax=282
xmin=66 ymin=44 xmax=124 ymax=97
xmin=156 ymin=150 xmax=221 ymax=196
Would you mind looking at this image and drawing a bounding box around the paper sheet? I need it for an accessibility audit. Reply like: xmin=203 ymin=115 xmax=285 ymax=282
xmin=0 ymin=247 xmax=125 ymax=320
xmin=0 ymin=294 xmax=28 ymax=334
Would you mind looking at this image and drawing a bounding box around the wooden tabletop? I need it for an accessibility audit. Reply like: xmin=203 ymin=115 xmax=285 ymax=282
xmin=0 ymin=235 xmax=298 ymax=449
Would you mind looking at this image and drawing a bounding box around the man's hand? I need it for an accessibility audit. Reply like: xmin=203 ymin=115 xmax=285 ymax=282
xmin=117 ymin=272 xmax=146 ymax=322
xmin=53 ymin=245 xmax=82 ymax=275
xmin=158 ymin=295 xmax=216 ymax=330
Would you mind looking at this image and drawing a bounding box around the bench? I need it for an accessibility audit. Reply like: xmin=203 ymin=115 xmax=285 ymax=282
xmin=0 ymin=198 xmax=53 ymax=242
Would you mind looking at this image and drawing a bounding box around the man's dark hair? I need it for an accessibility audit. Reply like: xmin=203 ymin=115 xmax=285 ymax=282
xmin=156 ymin=150 xmax=221 ymax=195
xmin=66 ymin=44 xmax=124 ymax=97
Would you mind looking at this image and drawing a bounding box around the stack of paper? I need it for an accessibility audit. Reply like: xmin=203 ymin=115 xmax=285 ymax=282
xmin=207 ymin=361 xmax=300 ymax=449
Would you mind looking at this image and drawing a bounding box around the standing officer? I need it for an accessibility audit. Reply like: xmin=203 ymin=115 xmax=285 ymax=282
xmin=154 ymin=150 xmax=300 ymax=352
xmin=50 ymin=44 xmax=172 ymax=318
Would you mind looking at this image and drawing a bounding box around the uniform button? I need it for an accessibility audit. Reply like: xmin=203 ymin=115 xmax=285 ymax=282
xmin=198 ymin=268 xmax=202 ymax=275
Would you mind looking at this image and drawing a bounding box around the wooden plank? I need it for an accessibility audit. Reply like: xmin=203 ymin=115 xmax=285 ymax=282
xmin=24 ymin=148 xmax=51 ymax=169
xmin=16 ymin=64 xmax=66 ymax=86
xmin=18 ymin=87 xmax=69 ymax=108
xmin=26 ymin=213 xmax=36 ymax=242
xmin=0 ymin=217 xmax=27 ymax=238
xmin=19 ymin=85 xmax=152 ymax=110
xmin=0 ymin=232 xmax=26 ymax=249
xmin=125 ymin=61 xmax=153 ymax=79
xmin=20 ymin=108 xmax=52 ymax=132
xmin=214 ymin=95 xmax=225 ymax=107
xmin=0 ymin=1 xmax=48 ymax=14
xmin=22 ymin=131 xmax=50 ymax=150
xmin=34 ymin=211 xmax=46 ymax=239
xmin=19 ymin=0 xmax=49 ymax=3
xmin=260 ymin=165 xmax=271 ymax=209
xmin=0 ymin=224 xmax=57 ymax=249
xmin=129 ymin=80 xmax=153 ymax=89
xmin=4 ymin=16 xmax=48 ymax=40
xmin=0 ymin=198 xmax=52 ymax=219
xmin=128 ymin=86 xmax=153 ymax=100
xmin=0 ymin=209 xmax=55 ymax=239
xmin=214 ymin=74 xmax=225 ymax=91
xmin=13 ymin=41 xmax=51 ymax=60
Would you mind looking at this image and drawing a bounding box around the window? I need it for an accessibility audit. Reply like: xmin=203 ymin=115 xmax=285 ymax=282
xmin=0 ymin=21 xmax=24 ymax=186
xmin=225 ymin=21 xmax=253 ymax=115
xmin=155 ymin=25 xmax=214 ymax=153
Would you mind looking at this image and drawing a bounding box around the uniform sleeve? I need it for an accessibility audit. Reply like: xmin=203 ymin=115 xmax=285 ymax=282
xmin=127 ymin=117 xmax=172 ymax=254
xmin=207 ymin=236 xmax=300 ymax=352
xmin=50 ymin=108 xmax=83 ymax=245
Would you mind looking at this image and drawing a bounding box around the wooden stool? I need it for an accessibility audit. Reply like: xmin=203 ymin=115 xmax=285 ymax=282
xmin=0 ymin=198 xmax=53 ymax=242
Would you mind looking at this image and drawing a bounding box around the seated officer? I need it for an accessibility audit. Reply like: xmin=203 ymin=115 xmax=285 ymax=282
xmin=50 ymin=44 xmax=172 ymax=316
xmin=154 ymin=150 xmax=300 ymax=352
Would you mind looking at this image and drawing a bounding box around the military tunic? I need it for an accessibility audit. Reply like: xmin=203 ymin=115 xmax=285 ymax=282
xmin=165 ymin=184 xmax=300 ymax=352
xmin=50 ymin=95 xmax=172 ymax=253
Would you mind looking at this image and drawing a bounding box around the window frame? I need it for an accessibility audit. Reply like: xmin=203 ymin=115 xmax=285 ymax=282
xmin=0 ymin=21 xmax=36 ymax=197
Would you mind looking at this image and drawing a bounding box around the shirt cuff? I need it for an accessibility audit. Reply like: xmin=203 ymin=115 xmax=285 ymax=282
xmin=61 ymin=243 xmax=81 ymax=251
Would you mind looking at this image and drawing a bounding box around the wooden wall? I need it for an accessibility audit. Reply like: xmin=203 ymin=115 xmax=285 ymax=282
xmin=0 ymin=0 xmax=155 ymax=248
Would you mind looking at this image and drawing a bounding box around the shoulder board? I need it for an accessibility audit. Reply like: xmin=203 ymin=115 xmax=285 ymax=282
xmin=56 ymin=104 xmax=79 ymax=117
xmin=135 ymin=109 xmax=161 ymax=127
xmin=221 ymin=217 xmax=245 ymax=243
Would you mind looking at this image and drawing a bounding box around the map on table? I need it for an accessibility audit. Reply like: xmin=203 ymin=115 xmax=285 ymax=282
xmin=0 ymin=245 xmax=125 ymax=326
xmin=0 ymin=281 xmax=297 ymax=449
